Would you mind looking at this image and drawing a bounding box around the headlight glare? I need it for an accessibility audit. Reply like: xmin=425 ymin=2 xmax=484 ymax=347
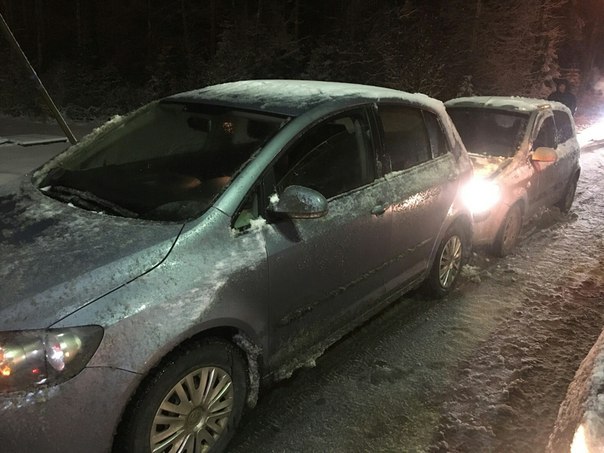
xmin=0 ymin=326 xmax=103 ymax=393
xmin=46 ymin=332 xmax=83 ymax=372
xmin=461 ymin=178 xmax=501 ymax=214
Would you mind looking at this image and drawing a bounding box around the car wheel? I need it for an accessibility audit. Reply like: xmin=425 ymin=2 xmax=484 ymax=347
xmin=425 ymin=224 xmax=467 ymax=297
xmin=555 ymin=174 xmax=579 ymax=213
xmin=116 ymin=338 xmax=247 ymax=453
xmin=493 ymin=204 xmax=522 ymax=257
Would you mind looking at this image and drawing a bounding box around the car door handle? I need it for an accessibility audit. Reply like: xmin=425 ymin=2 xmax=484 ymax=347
xmin=371 ymin=203 xmax=390 ymax=216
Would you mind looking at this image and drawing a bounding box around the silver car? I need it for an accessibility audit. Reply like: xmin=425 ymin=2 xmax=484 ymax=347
xmin=446 ymin=96 xmax=581 ymax=256
xmin=1 ymin=80 xmax=473 ymax=452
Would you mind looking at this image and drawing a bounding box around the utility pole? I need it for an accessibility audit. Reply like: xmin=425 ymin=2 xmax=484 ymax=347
xmin=0 ymin=12 xmax=78 ymax=145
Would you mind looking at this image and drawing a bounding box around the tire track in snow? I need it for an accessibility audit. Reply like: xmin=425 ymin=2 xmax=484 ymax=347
xmin=431 ymin=151 xmax=604 ymax=453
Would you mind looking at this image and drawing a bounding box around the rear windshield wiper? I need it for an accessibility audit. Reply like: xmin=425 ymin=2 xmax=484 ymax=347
xmin=41 ymin=185 xmax=139 ymax=218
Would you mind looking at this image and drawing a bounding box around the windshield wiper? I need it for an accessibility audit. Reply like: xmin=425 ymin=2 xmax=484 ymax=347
xmin=42 ymin=185 xmax=139 ymax=218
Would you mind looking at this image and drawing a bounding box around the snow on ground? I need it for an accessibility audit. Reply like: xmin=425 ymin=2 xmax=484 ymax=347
xmin=548 ymin=328 xmax=604 ymax=453
xmin=430 ymin=148 xmax=604 ymax=453
xmin=545 ymin=151 xmax=604 ymax=451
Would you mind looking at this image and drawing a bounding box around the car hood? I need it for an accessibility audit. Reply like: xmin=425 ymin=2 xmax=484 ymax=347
xmin=469 ymin=153 xmax=513 ymax=179
xmin=0 ymin=179 xmax=183 ymax=330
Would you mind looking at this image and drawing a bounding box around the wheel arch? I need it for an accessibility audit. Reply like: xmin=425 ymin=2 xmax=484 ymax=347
xmin=422 ymin=213 xmax=471 ymax=297
xmin=425 ymin=212 xmax=473 ymax=285
xmin=510 ymin=198 xmax=526 ymax=217
xmin=434 ymin=213 xmax=473 ymax=264
xmin=112 ymin=322 xmax=264 ymax=451
xmin=493 ymin=200 xmax=524 ymax=257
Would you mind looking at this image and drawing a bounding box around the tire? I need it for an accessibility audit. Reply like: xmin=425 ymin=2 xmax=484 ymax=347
xmin=492 ymin=204 xmax=522 ymax=257
xmin=555 ymin=174 xmax=579 ymax=213
xmin=115 ymin=338 xmax=248 ymax=453
xmin=424 ymin=223 xmax=468 ymax=297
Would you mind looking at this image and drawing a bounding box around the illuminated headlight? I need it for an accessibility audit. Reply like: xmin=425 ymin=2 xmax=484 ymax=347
xmin=461 ymin=178 xmax=501 ymax=214
xmin=0 ymin=326 xmax=103 ymax=393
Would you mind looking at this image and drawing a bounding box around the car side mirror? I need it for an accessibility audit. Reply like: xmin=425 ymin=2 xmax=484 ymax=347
xmin=531 ymin=146 xmax=557 ymax=163
xmin=267 ymin=185 xmax=328 ymax=219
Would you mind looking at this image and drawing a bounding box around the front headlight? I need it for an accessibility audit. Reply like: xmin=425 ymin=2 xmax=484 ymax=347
xmin=461 ymin=178 xmax=501 ymax=215
xmin=0 ymin=326 xmax=103 ymax=393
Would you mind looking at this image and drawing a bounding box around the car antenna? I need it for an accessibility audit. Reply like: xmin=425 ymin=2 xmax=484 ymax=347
xmin=0 ymin=12 xmax=78 ymax=145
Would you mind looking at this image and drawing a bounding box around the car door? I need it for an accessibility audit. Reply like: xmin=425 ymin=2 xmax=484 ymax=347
xmin=552 ymin=109 xmax=580 ymax=196
xmin=259 ymin=108 xmax=394 ymax=371
xmin=374 ymin=104 xmax=460 ymax=291
xmin=530 ymin=113 xmax=560 ymax=209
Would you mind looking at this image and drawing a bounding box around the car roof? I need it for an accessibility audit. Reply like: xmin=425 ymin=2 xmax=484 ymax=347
xmin=445 ymin=96 xmax=554 ymax=114
xmin=165 ymin=79 xmax=445 ymax=117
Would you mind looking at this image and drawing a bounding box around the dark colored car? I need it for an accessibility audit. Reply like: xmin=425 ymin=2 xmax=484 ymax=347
xmin=1 ymin=80 xmax=473 ymax=452
xmin=446 ymin=96 xmax=581 ymax=256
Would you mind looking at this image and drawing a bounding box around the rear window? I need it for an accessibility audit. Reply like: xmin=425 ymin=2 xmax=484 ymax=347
xmin=448 ymin=108 xmax=529 ymax=158
xmin=378 ymin=105 xmax=431 ymax=172
xmin=423 ymin=111 xmax=451 ymax=158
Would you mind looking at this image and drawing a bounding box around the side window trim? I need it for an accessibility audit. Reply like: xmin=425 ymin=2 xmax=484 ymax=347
xmin=270 ymin=106 xmax=378 ymax=201
xmin=368 ymin=103 xmax=390 ymax=176
xmin=422 ymin=110 xmax=452 ymax=159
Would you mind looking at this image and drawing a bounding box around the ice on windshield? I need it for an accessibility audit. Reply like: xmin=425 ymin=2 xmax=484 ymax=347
xmin=36 ymin=102 xmax=287 ymax=221
xmin=448 ymin=108 xmax=529 ymax=158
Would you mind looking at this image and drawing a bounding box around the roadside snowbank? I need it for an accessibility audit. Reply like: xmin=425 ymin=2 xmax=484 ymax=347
xmin=547 ymin=121 xmax=604 ymax=453
xmin=547 ymin=329 xmax=604 ymax=453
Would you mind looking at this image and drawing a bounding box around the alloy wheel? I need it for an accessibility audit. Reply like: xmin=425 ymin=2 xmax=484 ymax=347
xmin=438 ymin=235 xmax=463 ymax=289
xmin=150 ymin=366 xmax=234 ymax=452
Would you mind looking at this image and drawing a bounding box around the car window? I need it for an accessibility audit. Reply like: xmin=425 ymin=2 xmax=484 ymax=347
xmin=37 ymin=101 xmax=287 ymax=221
xmin=553 ymin=110 xmax=574 ymax=143
xmin=534 ymin=116 xmax=557 ymax=149
xmin=447 ymin=108 xmax=528 ymax=158
xmin=274 ymin=109 xmax=375 ymax=199
xmin=233 ymin=187 xmax=260 ymax=230
xmin=378 ymin=105 xmax=431 ymax=171
xmin=423 ymin=111 xmax=450 ymax=158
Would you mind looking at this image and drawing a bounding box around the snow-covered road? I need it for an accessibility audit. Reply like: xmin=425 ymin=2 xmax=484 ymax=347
xmin=228 ymin=148 xmax=604 ymax=452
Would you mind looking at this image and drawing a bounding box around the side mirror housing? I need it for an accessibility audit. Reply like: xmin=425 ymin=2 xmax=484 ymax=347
xmin=267 ymin=185 xmax=328 ymax=219
xmin=531 ymin=146 xmax=557 ymax=163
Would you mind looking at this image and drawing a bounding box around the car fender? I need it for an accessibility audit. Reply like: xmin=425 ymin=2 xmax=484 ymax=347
xmin=425 ymin=197 xmax=473 ymax=276
xmin=53 ymin=207 xmax=269 ymax=376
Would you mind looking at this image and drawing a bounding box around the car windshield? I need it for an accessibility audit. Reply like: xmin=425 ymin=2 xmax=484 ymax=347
xmin=448 ymin=108 xmax=529 ymax=158
xmin=36 ymin=101 xmax=287 ymax=221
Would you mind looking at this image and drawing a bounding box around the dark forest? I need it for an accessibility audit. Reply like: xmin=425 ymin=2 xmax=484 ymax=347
xmin=1 ymin=0 xmax=603 ymax=119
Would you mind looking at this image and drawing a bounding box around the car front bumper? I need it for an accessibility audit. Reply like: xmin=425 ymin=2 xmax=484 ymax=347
xmin=0 ymin=366 xmax=139 ymax=453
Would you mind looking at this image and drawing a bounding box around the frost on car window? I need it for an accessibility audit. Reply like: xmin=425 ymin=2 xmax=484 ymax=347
xmin=448 ymin=108 xmax=529 ymax=158
xmin=34 ymin=102 xmax=286 ymax=221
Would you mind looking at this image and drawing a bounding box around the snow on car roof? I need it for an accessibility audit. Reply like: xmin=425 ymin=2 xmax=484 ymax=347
xmin=445 ymin=96 xmax=552 ymax=113
xmin=166 ymin=80 xmax=445 ymax=116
